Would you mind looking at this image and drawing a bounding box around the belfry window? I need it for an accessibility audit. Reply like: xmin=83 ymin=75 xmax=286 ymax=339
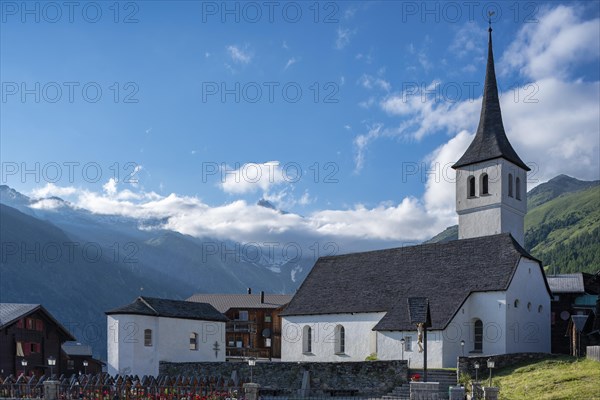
xmin=468 ymin=176 xmax=476 ymax=197
xmin=515 ymin=177 xmax=522 ymax=200
xmin=480 ymin=173 xmax=489 ymax=195
xmin=508 ymin=174 xmax=514 ymax=197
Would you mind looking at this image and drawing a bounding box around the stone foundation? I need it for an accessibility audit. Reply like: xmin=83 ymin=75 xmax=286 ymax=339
xmin=160 ymin=360 xmax=407 ymax=397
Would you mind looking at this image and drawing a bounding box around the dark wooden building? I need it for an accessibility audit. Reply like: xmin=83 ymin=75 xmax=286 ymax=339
xmin=61 ymin=342 xmax=104 ymax=375
xmin=0 ymin=303 xmax=75 ymax=378
xmin=187 ymin=290 xmax=292 ymax=359
xmin=547 ymin=272 xmax=600 ymax=355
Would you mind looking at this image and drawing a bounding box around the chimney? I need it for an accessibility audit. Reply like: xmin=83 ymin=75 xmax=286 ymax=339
xmin=247 ymin=288 xmax=252 ymax=295
xmin=260 ymin=291 xmax=265 ymax=304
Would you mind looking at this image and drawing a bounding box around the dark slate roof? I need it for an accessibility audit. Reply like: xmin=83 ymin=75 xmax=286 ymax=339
xmin=281 ymin=233 xmax=550 ymax=331
xmin=0 ymin=303 xmax=38 ymax=328
xmin=547 ymin=273 xmax=585 ymax=293
xmin=453 ymin=29 xmax=530 ymax=171
xmin=0 ymin=303 xmax=76 ymax=340
xmin=186 ymin=294 xmax=293 ymax=313
xmin=105 ymin=296 xmax=228 ymax=322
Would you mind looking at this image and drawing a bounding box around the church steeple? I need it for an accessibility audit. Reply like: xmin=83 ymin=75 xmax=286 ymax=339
xmin=452 ymin=25 xmax=529 ymax=246
xmin=452 ymin=26 xmax=529 ymax=171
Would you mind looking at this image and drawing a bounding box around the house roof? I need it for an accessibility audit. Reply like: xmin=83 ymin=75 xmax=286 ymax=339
xmin=62 ymin=342 xmax=93 ymax=356
xmin=547 ymin=273 xmax=585 ymax=293
xmin=186 ymin=293 xmax=293 ymax=313
xmin=452 ymin=28 xmax=530 ymax=171
xmin=105 ymin=296 xmax=228 ymax=322
xmin=0 ymin=303 xmax=76 ymax=340
xmin=281 ymin=233 xmax=549 ymax=331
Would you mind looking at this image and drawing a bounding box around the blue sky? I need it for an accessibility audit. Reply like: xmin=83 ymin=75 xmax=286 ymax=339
xmin=1 ymin=1 xmax=599 ymax=251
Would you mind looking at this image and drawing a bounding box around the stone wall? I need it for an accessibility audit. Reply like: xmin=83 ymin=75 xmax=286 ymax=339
xmin=159 ymin=360 xmax=408 ymax=396
xmin=457 ymin=353 xmax=560 ymax=381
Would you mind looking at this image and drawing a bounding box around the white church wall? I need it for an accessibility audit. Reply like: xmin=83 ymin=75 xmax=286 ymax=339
xmin=505 ymin=258 xmax=551 ymax=353
xmin=107 ymin=314 xmax=226 ymax=377
xmin=442 ymin=291 xmax=507 ymax=367
xmin=157 ymin=318 xmax=226 ymax=363
xmin=281 ymin=313 xmax=386 ymax=362
xmin=377 ymin=330 xmax=444 ymax=368
xmin=107 ymin=314 xmax=159 ymax=377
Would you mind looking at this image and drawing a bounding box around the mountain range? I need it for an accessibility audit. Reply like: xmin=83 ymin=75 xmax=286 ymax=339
xmin=0 ymin=186 xmax=313 ymax=359
xmin=1 ymin=174 xmax=598 ymax=360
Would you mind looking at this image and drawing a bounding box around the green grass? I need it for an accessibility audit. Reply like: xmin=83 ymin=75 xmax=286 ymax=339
xmin=489 ymin=356 xmax=600 ymax=400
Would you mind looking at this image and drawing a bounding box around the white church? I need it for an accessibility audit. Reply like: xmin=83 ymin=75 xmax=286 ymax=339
xmin=280 ymin=28 xmax=551 ymax=368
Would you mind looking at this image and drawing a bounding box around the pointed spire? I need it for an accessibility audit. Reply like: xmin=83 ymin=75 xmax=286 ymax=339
xmin=453 ymin=25 xmax=530 ymax=171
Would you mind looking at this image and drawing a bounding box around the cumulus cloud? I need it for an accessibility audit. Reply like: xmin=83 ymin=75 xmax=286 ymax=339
xmin=219 ymin=161 xmax=287 ymax=195
xmin=354 ymin=4 xmax=599 ymax=186
xmin=500 ymin=5 xmax=600 ymax=80
xmin=24 ymin=181 xmax=450 ymax=252
xmin=30 ymin=183 xmax=77 ymax=199
xmin=103 ymin=178 xmax=117 ymax=196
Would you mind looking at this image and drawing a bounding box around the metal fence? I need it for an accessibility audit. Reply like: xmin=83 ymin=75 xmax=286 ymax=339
xmin=0 ymin=373 xmax=248 ymax=400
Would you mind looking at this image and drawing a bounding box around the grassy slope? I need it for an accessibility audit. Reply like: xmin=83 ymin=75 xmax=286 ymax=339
xmin=492 ymin=356 xmax=600 ymax=400
xmin=525 ymin=186 xmax=600 ymax=274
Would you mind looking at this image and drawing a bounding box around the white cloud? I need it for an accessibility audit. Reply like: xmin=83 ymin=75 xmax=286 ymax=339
xmin=450 ymin=22 xmax=485 ymax=59
xmin=423 ymin=130 xmax=473 ymax=215
xmin=501 ymin=5 xmax=600 ymax=80
xmin=358 ymin=74 xmax=391 ymax=92
xmin=26 ymin=182 xmax=450 ymax=250
xmin=220 ymin=161 xmax=286 ymax=195
xmin=353 ymin=124 xmax=383 ymax=172
xmin=103 ymin=178 xmax=117 ymax=196
xmin=335 ymin=27 xmax=354 ymax=49
xmin=354 ymin=4 xmax=599 ymax=184
xmin=29 ymin=198 xmax=67 ymax=210
xmin=284 ymin=57 xmax=297 ymax=70
xmin=227 ymin=45 xmax=252 ymax=64
xmin=30 ymin=183 xmax=77 ymax=199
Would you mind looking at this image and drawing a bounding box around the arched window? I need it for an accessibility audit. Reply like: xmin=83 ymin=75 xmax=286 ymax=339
xmin=190 ymin=333 xmax=198 ymax=350
xmin=335 ymin=325 xmax=345 ymax=354
xmin=144 ymin=329 xmax=153 ymax=347
xmin=302 ymin=326 xmax=312 ymax=353
xmin=474 ymin=319 xmax=483 ymax=353
xmin=516 ymin=177 xmax=522 ymax=200
xmin=508 ymin=174 xmax=514 ymax=197
xmin=468 ymin=176 xmax=476 ymax=197
xmin=514 ymin=299 xmax=520 ymax=308
xmin=480 ymin=173 xmax=489 ymax=195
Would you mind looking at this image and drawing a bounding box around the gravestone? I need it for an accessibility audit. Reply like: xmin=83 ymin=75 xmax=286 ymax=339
xmin=243 ymin=382 xmax=260 ymax=400
xmin=483 ymin=386 xmax=499 ymax=400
